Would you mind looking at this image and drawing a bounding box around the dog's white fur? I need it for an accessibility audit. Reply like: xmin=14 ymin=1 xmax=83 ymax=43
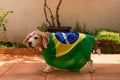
xmin=23 ymin=30 xmax=101 ymax=73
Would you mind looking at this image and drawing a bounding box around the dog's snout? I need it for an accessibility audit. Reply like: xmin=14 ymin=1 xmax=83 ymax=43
xmin=28 ymin=41 xmax=32 ymax=46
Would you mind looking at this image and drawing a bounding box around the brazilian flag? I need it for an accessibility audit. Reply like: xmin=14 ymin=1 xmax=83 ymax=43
xmin=42 ymin=32 xmax=94 ymax=72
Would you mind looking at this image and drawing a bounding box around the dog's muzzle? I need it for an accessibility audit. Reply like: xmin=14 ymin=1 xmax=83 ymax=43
xmin=28 ymin=41 xmax=32 ymax=47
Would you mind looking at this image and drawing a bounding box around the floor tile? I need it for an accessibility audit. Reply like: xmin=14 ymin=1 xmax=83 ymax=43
xmin=0 ymin=63 xmax=46 ymax=80
xmin=91 ymin=64 xmax=120 ymax=80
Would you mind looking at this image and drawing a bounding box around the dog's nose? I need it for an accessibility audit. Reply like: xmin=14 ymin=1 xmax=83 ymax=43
xmin=28 ymin=41 xmax=32 ymax=46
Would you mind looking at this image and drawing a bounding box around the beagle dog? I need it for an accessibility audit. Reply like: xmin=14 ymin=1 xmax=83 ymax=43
xmin=23 ymin=30 xmax=101 ymax=73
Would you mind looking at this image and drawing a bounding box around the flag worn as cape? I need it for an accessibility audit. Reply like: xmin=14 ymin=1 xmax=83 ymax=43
xmin=42 ymin=32 xmax=95 ymax=71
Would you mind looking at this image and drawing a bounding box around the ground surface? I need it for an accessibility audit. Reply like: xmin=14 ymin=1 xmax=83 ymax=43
xmin=0 ymin=54 xmax=120 ymax=80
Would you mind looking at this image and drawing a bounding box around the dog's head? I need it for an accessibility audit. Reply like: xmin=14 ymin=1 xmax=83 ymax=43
xmin=23 ymin=31 xmax=49 ymax=48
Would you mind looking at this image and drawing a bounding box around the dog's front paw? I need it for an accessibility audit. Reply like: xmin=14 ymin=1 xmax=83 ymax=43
xmin=89 ymin=67 xmax=95 ymax=73
xmin=43 ymin=68 xmax=52 ymax=73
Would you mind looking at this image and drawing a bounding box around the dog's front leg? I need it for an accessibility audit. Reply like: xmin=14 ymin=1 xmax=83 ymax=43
xmin=43 ymin=64 xmax=53 ymax=73
xmin=87 ymin=59 xmax=95 ymax=73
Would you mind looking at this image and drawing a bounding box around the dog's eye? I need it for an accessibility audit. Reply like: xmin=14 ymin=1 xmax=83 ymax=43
xmin=29 ymin=35 xmax=32 ymax=38
xmin=34 ymin=37 xmax=38 ymax=39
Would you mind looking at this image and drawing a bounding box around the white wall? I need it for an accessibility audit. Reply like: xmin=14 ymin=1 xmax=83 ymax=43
xmin=0 ymin=0 xmax=120 ymax=43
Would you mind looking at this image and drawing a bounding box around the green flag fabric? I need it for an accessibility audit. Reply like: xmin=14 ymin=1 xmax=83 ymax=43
xmin=42 ymin=32 xmax=94 ymax=71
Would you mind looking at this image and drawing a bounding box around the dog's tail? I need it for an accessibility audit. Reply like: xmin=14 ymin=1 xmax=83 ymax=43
xmin=93 ymin=41 xmax=101 ymax=55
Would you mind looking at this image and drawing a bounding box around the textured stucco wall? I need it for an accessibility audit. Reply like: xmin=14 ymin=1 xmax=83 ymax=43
xmin=0 ymin=0 xmax=120 ymax=43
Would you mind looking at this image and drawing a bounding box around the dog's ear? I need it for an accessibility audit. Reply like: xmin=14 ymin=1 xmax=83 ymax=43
xmin=41 ymin=32 xmax=49 ymax=48
xmin=23 ymin=33 xmax=30 ymax=47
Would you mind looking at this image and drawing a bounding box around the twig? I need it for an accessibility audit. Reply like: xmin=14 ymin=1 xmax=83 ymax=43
xmin=43 ymin=0 xmax=55 ymax=27
xmin=56 ymin=0 xmax=62 ymax=27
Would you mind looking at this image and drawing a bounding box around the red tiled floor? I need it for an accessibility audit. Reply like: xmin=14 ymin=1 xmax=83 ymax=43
xmin=0 ymin=54 xmax=120 ymax=80
xmin=0 ymin=63 xmax=46 ymax=80
xmin=0 ymin=63 xmax=14 ymax=77
xmin=91 ymin=64 xmax=120 ymax=80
